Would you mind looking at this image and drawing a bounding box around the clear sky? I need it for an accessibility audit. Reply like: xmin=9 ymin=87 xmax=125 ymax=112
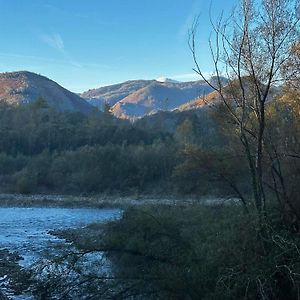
xmin=0 ymin=0 xmax=236 ymax=92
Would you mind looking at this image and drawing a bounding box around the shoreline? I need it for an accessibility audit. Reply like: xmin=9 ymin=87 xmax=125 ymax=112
xmin=0 ymin=193 xmax=237 ymax=209
xmin=0 ymin=193 xmax=196 ymax=209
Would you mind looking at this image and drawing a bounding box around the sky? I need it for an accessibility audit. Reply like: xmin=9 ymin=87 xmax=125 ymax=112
xmin=0 ymin=0 xmax=236 ymax=92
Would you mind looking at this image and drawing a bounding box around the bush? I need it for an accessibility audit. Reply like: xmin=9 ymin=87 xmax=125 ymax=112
xmin=100 ymin=205 xmax=300 ymax=299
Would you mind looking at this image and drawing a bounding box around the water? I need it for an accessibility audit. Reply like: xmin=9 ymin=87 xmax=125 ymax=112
xmin=0 ymin=207 xmax=121 ymax=266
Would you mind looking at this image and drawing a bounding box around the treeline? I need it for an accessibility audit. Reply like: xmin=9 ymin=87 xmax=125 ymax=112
xmin=0 ymin=99 xmax=182 ymax=195
xmin=0 ymin=90 xmax=238 ymax=196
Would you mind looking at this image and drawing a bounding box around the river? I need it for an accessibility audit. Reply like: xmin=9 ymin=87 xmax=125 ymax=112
xmin=0 ymin=207 xmax=121 ymax=267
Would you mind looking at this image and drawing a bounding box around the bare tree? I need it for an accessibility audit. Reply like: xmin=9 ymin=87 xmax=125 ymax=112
xmin=189 ymin=0 xmax=300 ymax=220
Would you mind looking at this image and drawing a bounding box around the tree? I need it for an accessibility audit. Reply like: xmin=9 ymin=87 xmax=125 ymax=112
xmin=175 ymin=118 xmax=194 ymax=145
xmin=189 ymin=0 xmax=300 ymax=220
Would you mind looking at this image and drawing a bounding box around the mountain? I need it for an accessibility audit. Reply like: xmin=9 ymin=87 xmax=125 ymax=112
xmin=82 ymin=79 xmax=214 ymax=119
xmin=81 ymin=80 xmax=154 ymax=109
xmin=0 ymin=71 xmax=93 ymax=113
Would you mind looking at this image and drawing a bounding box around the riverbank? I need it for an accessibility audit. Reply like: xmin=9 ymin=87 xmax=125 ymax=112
xmin=51 ymin=204 xmax=300 ymax=299
xmin=0 ymin=193 xmax=238 ymax=208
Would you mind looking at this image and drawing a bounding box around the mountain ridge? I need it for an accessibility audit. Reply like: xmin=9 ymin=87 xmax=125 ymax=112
xmin=81 ymin=78 xmax=215 ymax=119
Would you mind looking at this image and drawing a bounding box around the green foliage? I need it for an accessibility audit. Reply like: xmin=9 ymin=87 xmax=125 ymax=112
xmin=0 ymin=152 xmax=27 ymax=175
xmin=15 ymin=169 xmax=37 ymax=194
xmin=0 ymin=103 xmax=177 ymax=194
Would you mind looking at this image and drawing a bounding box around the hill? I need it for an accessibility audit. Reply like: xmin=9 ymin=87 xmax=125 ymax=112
xmin=81 ymin=80 xmax=153 ymax=109
xmin=0 ymin=71 xmax=93 ymax=113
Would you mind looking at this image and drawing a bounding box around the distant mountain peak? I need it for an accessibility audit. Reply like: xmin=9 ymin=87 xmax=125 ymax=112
xmin=156 ymin=77 xmax=179 ymax=83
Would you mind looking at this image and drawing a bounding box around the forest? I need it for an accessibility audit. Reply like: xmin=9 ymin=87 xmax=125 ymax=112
xmin=0 ymin=100 xmax=181 ymax=195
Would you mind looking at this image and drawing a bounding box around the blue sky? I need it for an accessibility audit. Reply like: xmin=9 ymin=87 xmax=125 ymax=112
xmin=0 ymin=0 xmax=236 ymax=92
